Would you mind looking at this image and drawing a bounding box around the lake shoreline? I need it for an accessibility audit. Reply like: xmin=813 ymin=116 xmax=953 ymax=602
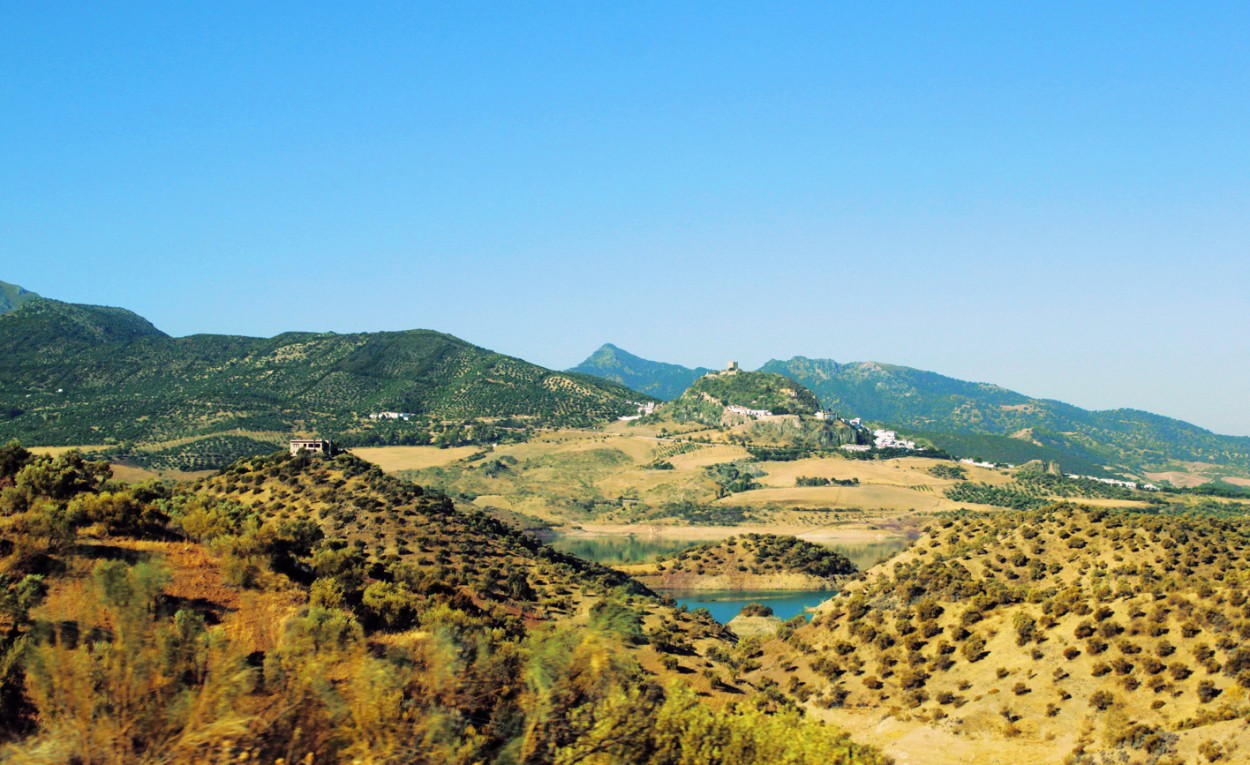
xmin=547 ymin=522 xmax=910 ymax=545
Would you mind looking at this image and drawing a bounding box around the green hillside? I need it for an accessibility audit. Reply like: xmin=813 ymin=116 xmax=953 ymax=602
xmin=669 ymin=369 xmax=822 ymax=425
xmin=0 ymin=294 xmax=648 ymax=464
xmin=568 ymin=343 xmax=713 ymax=400
xmin=0 ymin=280 xmax=40 ymax=315
xmin=761 ymin=356 xmax=1250 ymax=477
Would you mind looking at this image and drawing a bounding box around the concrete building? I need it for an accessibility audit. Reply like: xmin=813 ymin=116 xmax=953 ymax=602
xmin=290 ymin=439 xmax=333 ymax=457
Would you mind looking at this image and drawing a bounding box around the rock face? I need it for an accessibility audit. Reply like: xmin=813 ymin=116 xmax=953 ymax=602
xmin=621 ymin=534 xmax=856 ymax=592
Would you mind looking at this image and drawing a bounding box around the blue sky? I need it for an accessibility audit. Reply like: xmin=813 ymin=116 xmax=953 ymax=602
xmin=3 ymin=2 xmax=1248 ymax=435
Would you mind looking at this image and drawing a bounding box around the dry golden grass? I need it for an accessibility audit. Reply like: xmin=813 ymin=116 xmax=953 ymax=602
xmin=665 ymin=443 xmax=752 ymax=469
xmin=26 ymin=444 xmax=110 ymax=455
xmin=350 ymin=445 xmax=481 ymax=471
xmin=106 ymin=463 xmax=214 ymax=483
xmin=1144 ymin=471 xmax=1212 ymax=488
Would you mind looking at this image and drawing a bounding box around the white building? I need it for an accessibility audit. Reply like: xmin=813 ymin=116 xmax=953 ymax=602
xmin=726 ymin=404 xmax=773 ymax=419
xmin=1065 ymin=474 xmax=1149 ymax=490
xmin=290 ymin=439 xmax=333 ymax=457
xmin=960 ymin=458 xmax=998 ymax=469
xmin=369 ymin=412 xmax=414 ymax=421
xmin=619 ymin=401 xmax=658 ymax=421
xmin=872 ymin=429 xmax=916 ymax=450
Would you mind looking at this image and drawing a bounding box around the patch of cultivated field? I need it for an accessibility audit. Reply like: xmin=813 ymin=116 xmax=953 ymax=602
xmin=1144 ymin=470 xmax=1212 ymax=488
xmin=759 ymin=455 xmax=1012 ymax=489
xmin=351 ymin=445 xmax=481 ymax=471
xmin=1059 ymin=496 xmax=1155 ymax=508
xmin=108 ymin=463 xmax=214 ymax=483
xmin=27 ymin=444 xmax=110 ymax=456
xmin=362 ymin=430 xmax=1172 ymax=529
xmin=665 ymin=443 xmax=751 ymax=469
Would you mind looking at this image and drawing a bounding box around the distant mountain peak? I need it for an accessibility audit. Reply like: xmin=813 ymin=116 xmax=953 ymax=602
xmin=569 ymin=344 xmax=714 ymax=401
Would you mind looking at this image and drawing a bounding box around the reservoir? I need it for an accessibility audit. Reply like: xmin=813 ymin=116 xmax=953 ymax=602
xmin=669 ymin=589 xmax=835 ymax=624
xmin=544 ymin=532 xmax=911 ymax=624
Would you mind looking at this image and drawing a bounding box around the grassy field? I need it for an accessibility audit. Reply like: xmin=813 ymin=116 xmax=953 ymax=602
xmin=359 ymin=431 xmax=1022 ymax=539
xmin=358 ymin=429 xmax=1183 ymax=536
xmin=27 ymin=445 xmax=110 ymax=456
xmin=351 ymin=445 xmax=483 ymax=471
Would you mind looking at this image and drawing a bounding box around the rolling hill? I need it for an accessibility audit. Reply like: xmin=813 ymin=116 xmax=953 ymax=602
xmin=0 ymin=285 xmax=648 ymax=465
xmin=0 ymin=442 xmax=887 ymax=764
xmin=668 ymin=368 xmax=822 ymax=426
xmin=761 ymin=505 xmax=1250 ymax=763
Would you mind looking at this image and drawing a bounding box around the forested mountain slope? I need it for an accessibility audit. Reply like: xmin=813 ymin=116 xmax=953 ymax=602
xmin=763 ymin=357 xmax=1250 ymax=476
xmin=0 ymin=290 xmax=646 ymax=456
xmin=566 ymin=344 xmax=1250 ymax=478
xmin=569 ymin=343 xmax=714 ymax=400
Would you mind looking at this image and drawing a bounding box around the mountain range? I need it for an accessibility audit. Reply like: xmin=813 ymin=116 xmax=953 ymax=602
xmin=4 ymin=277 xmax=1246 ymax=483
xmin=0 ymin=281 xmax=644 ymax=460
xmin=570 ymin=347 xmax=1250 ymax=480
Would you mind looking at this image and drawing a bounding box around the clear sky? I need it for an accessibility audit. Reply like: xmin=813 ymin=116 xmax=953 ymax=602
xmin=2 ymin=3 xmax=1248 ymax=435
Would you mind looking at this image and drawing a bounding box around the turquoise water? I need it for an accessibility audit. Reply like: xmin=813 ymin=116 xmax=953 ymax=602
xmin=544 ymin=532 xmax=912 ymax=624
xmin=671 ymin=589 xmax=836 ymax=624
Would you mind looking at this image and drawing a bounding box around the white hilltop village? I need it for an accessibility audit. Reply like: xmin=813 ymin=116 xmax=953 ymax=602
xmin=615 ymin=360 xmax=926 ymax=455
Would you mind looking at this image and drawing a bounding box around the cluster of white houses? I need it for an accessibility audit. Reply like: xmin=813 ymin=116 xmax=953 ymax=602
xmin=618 ymin=401 xmax=659 ymax=422
xmin=960 ymin=458 xmax=1002 ymax=469
xmin=726 ymin=404 xmax=774 ymax=419
xmin=872 ymin=429 xmax=917 ymax=450
xmin=839 ymin=428 xmax=919 ymax=453
xmin=1067 ymin=473 xmax=1159 ymax=491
